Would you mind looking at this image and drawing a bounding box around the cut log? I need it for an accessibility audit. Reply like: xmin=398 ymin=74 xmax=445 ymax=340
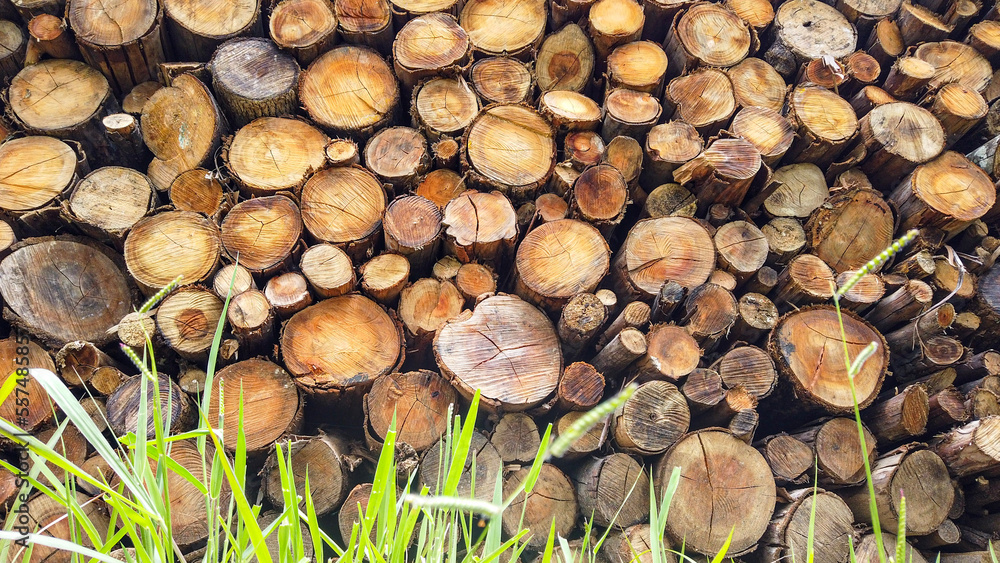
xmin=758 ymin=487 xmax=855 ymax=563
xmin=416 ymin=169 xmax=465 ymax=211
xmin=141 ymin=73 xmax=226 ymax=190
xmin=765 ymin=0 xmax=857 ymax=78
xmin=643 ymin=183 xmax=697 ymax=218
xmin=0 ymin=19 xmax=25 ymax=80
xmin=757 ymin=433 xmax=813 ymax=485
xmin=391 ymin=12 xmax=469 ymax=90
xmin=714 ymin=220 xmax=768 ymax=283
xmin=300 ymin=165 xmax=387 ymax=262
xmin=490 ymin=412 xmax=540 ymax=464
xmin=602 ymin=135 xmax=644 ymax=189
xmin=224 ymin=117 xmax=327 ymax=197
xmin=107 ymin=373 xmax=194 ymax=439
xmin=663 ymin=68 xmax=736 ymax=138
xmin=0 ymin=337 xmax=55 ymax=436
xmin=169 ymin=169 xmax=225 ymax=218
xmin=769 ymin=306 xmax=889 ymax=413
xmin=865 ymin=278 xmax=934 ymax=332
xmin=124 ymin=210 xmax=221 ymax=295
xmin=716 ymin=345 xmax=777 ymax=399
xmin=601 ymin=525 xmax=674 ymax=563
xmin=607 ymin=40 xmax=668 ymax=96
xmin=8 ymin=492 xmax=110 ymax=563
xmin=299 ymin=45 xmax=398 ymax=138
xmin=680 ymin=282 xmax=738 ymax=350
xmin=729 ymin=106 xmax=795 ymax=168
xmin=853 ymin=534 xmax=926 ymax=563
xmin=421 ymin=430 xmax=501 ymax=499
xmin=160 ymin=0 xmax=260 ymax=61
xmin=611 ymin=380 xmax=690 ymax=455
xmin=762 ymin=165 xmax=828 ymax=222
xmin=220 ymin=195 xmax=301 ymax=275
xmin=557 ymin=293 xmax=607 ymax=361
xmin=463 ymin=105 xmax=555 ymax=201
xmin=926 ymin=83 xmax=988 ymax=149
xmin=264 ymin=272 xmax=313 ymax=318
xmin=784 ymin=86 xmax=859 ymax=168
xmin=268 ymin=0 xmax=338 ymax=66
xmin=503 ymin=464 xmax=578 ymax=549
xmin=641 ymin=121 xmax=702 ymax=188
xmin=364 ymin=369 xmax=455 ymax=451
xmin=672 ymin=137 xmax=762 ymax=209
xmin=412 ymin=78 xmax=479 ymax=141
xmin=654 ymin=430 xmax=775 ymax=556
xmin=227 ymin=288 xmax=274 ymax=355
xmin=554 ymin=409 xmax=604 ymax=459
xmin=931 ymin=416 xmax=1000 ymax=478
xmin=441 ymin=190 xmax=517 ymax=267
xmin=459 ymin=0 xmax=545 ymax=59
xmin=282 ymin=294 xmax=402 ymax=397
xmin=55 ymin=340 xmax=117 ymax=388
xmin=434 ymin=294 xmax=561 ymax=411
xmin=806 ymin=187 xmax=895 ymax=273
xmin=24 ymin=13 xmax=80 ymax=63
xmin=334 ymin=0 xmax=392 ymax=53
xmin=213 ymin=263 xmax=255 ymax=300
xmin=454 ymin=262 xmax=496 ymax=307
xmin=359 ymin=253 xmax=409 ymax=305
xmin=611 ymin=216 xmax=715 ymax=301
xmin=601 ymin=89 xmax=661 ymax=140
xmin=67 ymin=0 xmax=166 ymax=93
xmin=596 ymin=300 xmax=650 ymax=352
xmin=587 ymin=0 xmax=643 ymax=62
xmin=572 ymin=453 xmax=649 ymax=528
xmin=383 ymin=195 xmax=441 ymax=275
xmin=835 ymin=270 xmax=885 ymax=311
xmin=682 ymin=367 xmax=726 ymax=413
xmin=913 ymin=40 xmax=993 ymax=94
xmin=771 ymin=253 xmax=835 ymax=308
xmin=292 ymin=244 xmax=353 ymax=302
xmin=206 ymin=358 xmax=303 ymax=453
xmin=556 ymin=361 xmax=605 ymax=411
xmin=789 ymin=416 xmax=878 ymax=486
xmin=841 ymin=445 xmax=954 ymax=536
xmin=54 ymin=165 xmax=152 ymax=246
xmin=731 ymin=292 xmax=779 ymax=343
xmin=155 ymin=285 xmax=223 ymax=360
xmin=896 ymin=1 xmax=952 ymax=46
xmin=890 ymin=151 xmax=996 ymax=239
xmin=469 ymin=56 xmax=533 ymax=104
xmin=727 ymin=57 xmax=787 ymax=112
xmin=864 ymin=384 xmax=929 ymax=443
xmin=536 ymin=23 xmax=594 ymax=94
xmin=664 ymin=2 xmax=751 ymax=78
xmin=8 ymin=58 xmax=117 ymax=166
xmin=1 ymin=238 xmax=133 ymax=346
xmin=0 ymin=136 xmax=77 ymax=226
xmin=397 ymin=278 xmax=463 ymax=362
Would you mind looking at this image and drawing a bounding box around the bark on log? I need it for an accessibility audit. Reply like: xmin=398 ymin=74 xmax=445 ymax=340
xmin=68 ymin=0 xmax=166 ymax=93
xmin=673 ymin=137 xmax=762 ymax=209
xmin=932 ymin=416 xmax=1000 ymax=478
xmin=160 ymin=0 xmax=260 ymax=61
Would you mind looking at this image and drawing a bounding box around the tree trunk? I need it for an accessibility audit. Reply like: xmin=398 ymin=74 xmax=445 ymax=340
xmin=595 ymin=301 xmax=650 ymax=352
xmin=383 ymin=195 xmax=441 ymax=275
xmin=420 ymin=430 xmax=501 ymax=499
xmin=771 ymin=254 xmax=836 ymax=309
xmin=503 ymin=464 xmax=578 ymax=549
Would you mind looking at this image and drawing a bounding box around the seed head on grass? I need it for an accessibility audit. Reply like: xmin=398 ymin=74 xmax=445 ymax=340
xmin=836 ymin=229 xmax=918 ymax=299
xmin=139 ymin=275 xmax=184 ymax=313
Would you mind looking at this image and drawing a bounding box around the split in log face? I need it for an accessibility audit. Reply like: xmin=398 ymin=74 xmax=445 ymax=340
xmin=770 ymin=306 xmax=888 ymax=413
xmin=0 ymin=239 xmax=133 ymax=346
xmin=441 ymin=190 xmax=517 ymax=266
xmin=434 ymin=294 xmax=561 ymax=411
xmin=665 ymin=68 xmax=736 ymax=137
xmin=124 ymin=211 xmax=221 ymax=294
xmin=503 ymin=464 xmax=578 ymax=549
xmin=206 ymin=358 xmax=302 ymax=452
xmin=459 ymin=0 xmax=545 ymax=59
xmin=268 ymin=0 xmax=338 ymax=66
xmin=469 ymin=57 xmax=533 ymax=104
xmin=514 ymin=219 xmax=610 ymax=313
xmin=226 ymin=117 xmax=329 ymax=196
xmin=463 ymin=104 xmax=556 ymax=201
xmin=156 ymin=286 xmax=224 ymax=360
xmin=0 ymin=136 xmax=77 ymax=213
xmin=612 ymin=217 xmax=715 ymax=301
xmin=392 ymin=13 xmax=469 ymax=89
xmin=0 ymin=337 xmax=54 ymax=435
xmin=282 ymin=294 xmax=402 ymax=395
xmin=573 ymin=453 xmax=649 ymax=529
xmin=209 ymin=38 xmax=300 ymax=129
xmin=767 ymin=0 xmax=857 ymax=76
xmin=299 ymin=45 xmax=399 ymax=136
xmin=299 ymin=166 xmax=387 ymax=261
xmin=729 ymin=106 xmax=794 ymax=167
xmin=365 ymin=370 xmax=456 ymax=451
xmin=611 ymin=380 xmax=690 ymax=455
xmin=914 ymin=41 xmax=992 ymax=93
xmin=365 ymin=127 xmax=430 ymax=189
xmin=655 ymin=430 xmax=775 ymax=556
xmin=806 ymin=188 xmax=895 ymax=273
xmin=262 ymin=433 xmax=351 ymax=521
xmin=221 ymin=195 xmax=302 ymax=274
xmin=854 ymin=102 xmax=946 ymax=188
xmin=535 ymin=23 xmax=594 ymax=94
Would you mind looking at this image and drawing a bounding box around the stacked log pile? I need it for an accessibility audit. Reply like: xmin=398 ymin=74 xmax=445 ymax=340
xmin=2 ymin=0 xmax=1000 ymax=560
